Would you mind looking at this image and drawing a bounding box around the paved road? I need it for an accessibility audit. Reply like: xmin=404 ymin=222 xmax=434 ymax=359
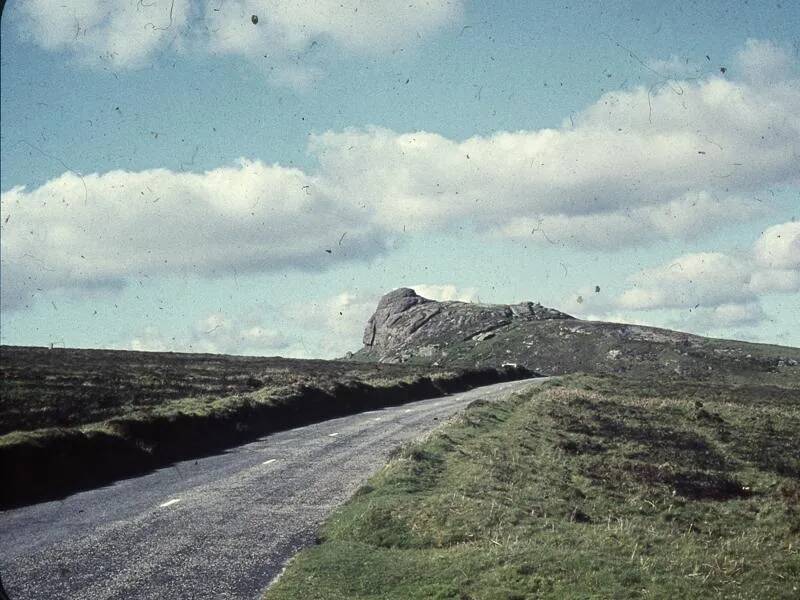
xmin=0 ymin=377 xmax=544 ymax=600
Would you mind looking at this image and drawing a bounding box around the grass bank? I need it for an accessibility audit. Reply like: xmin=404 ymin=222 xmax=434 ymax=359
xmin=0 ymin=346 xmax=478 ymax=434
xmin=1 ymin=345 xmax=530 ymax=508
xmin=266 ymin=374 xmax=800 ymax=599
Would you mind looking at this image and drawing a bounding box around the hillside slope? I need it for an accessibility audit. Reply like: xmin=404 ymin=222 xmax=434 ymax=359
xmin=354 ymin=288 xmax=800 ymax=383
xmin=266 ymin=375 xmax=800 ymax=600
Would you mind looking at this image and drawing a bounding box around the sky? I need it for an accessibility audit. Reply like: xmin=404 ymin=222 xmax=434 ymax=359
xmin=1 ymin=0 xmax=798 ymax=357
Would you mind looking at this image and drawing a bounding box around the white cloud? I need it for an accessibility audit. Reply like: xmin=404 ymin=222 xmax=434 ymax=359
xmin=500 ymin=192 xmax=761 ymax=250
xmin=595 ymin=221 xmax=800 ymax=331
xmin=11 ymin=0 xmax=462 ymax=82
xmin=749 ymin=268 xmax=800 ymax=295
xmin=735 ymin=39 xmax=796 ymax=86
xmin=130 ymin=326 xmax=176 ymax=353
xmin=266 ymin=63 xmax=324 ymax=91
xmin=618 ymin=252 xmax=755 ymax=310
xmin=307 ymin=292 xmax=378 ymax=347
xmin=204 ymin=0 xmax=460 ymax=54
xmin=276 ymin=291 xmax=379 ymax=357
xmin=753 ymin=221 xmax=800 ymax=270
xmin=202 ymin=0 xmax=462 ymax=88
xmin=14 ymin=0 xmax=192 ymax=69
xmin=127 ymin=285 xmax=478 ymax=358
xmin=410 ymin=284 xmax=478 ymax=303
xmin=749 ymin=221 xmax=800 ymax=297
xmin=130 ymin=312 xmax=291 ymax=355
xmin=3 ymin=40 xmax=799 ymax=314
xmin=311 ymin=56 xmax=798 ymax=247
xmin=560 ymin=285 xmax=614 ymax=317
xmin=187 ymin=312 xmax=290 ymax=354
xmin=0 ymin=159 xmax=387 ymax=310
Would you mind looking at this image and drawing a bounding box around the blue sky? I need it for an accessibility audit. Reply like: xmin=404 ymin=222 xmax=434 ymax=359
xmin=1 ymin=0 xmax=798 ymax=356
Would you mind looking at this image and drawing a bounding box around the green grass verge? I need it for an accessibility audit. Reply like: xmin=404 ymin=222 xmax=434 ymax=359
xmin=265 ymin=375 xmax=800 ymax=599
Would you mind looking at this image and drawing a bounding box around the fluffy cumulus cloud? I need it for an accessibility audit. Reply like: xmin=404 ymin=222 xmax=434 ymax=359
xmin=3 ymin=39 xmax=799 ymax=317
xmin=618 ymin=253 xmax=756 ymax=310
xmin=131 ymin=312 xmax=291 ymax=355
xmin=576 ymin=221 xmax=800 ymax=332
xmin=753 ymin=221 xmax=800 ymax=270
xmin=204 ymin=0 xmax=461 ymax=86
xmin=736 ymin=38 xmax=796 ymax=86
xmin=501 ymin=193 xmax=760 ymax=250
xmin=11 ymin=0 xmax=461 ymax=84
xmin=623 ymin=222 xmax=800 ymax=310
xmin=312 ymin=42 xmax=798 ymax=245
xmin=14 ymin=0 xmax=193 ymax=69
xmin=0 ymin=159 xmax=387 ymax=310
xmin=279 ymin=291 xmax=380 ymax=357
xmin=410 ymin=284 xmax=479 ymax=303
xmin=204 ymin=0 xmax=460 ymax=55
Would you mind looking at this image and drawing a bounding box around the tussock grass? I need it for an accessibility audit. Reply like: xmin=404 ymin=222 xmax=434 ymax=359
xmin=0 ymin=345 xmax=461 ymax=434
xmin=1 ymin=344 xmax=528 ymax=507
xmin=266 ymin=375 xmax=800 ymax=599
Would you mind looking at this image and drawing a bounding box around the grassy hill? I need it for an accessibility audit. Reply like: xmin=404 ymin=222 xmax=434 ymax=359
xmin=353 ymin=288 xmax=800 ymax=385
xmin=266 ymin=289 xmax=799 ymax=598
xmin=266 ymin=374 xmax=800 ymax=599
xmin=4 ymin=288 xmax=798 ymax=596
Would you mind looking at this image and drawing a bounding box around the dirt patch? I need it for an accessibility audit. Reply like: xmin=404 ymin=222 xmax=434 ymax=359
xmin=557 ymin=438 xmax=607 ymax=455
xmin=549 ymin=401 xmax=730 ymax=471
xmin=586 ymin=461 xmax=752 ymax=501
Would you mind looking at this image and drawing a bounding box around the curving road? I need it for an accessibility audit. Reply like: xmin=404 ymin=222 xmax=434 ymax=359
xmin=0 ymin=377 xmax=544 ymax=600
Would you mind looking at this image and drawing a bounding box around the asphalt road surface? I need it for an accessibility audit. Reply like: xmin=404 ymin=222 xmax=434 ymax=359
xmin=0 ymin=377 xmax=544 ymax=600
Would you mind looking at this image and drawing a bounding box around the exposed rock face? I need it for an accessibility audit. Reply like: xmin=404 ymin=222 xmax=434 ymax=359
xmin=362 ymin=288 xmax=435 ymax=348
xmin=354 ymin=288 xmax=800 ymax=381
xmin=360 ymin=288 xmax=572 ymax=363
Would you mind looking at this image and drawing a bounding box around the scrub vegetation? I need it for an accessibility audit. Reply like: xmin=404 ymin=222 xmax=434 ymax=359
xmin=0 ymin=345 xmax=526 ymax=507
xmin=0 ymin=346 xmax=473 ymax=434
xmin=266 ymin=374 xmax=800 ymax=599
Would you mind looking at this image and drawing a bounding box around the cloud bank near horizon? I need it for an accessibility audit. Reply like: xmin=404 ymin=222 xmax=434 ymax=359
xmin=125 ymin=283 xmax=482 ymax=358
xmin=564 ymin=220 xmax=799 ymax=334
xmin=2 ymin=39 xmax=798 ymax=349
